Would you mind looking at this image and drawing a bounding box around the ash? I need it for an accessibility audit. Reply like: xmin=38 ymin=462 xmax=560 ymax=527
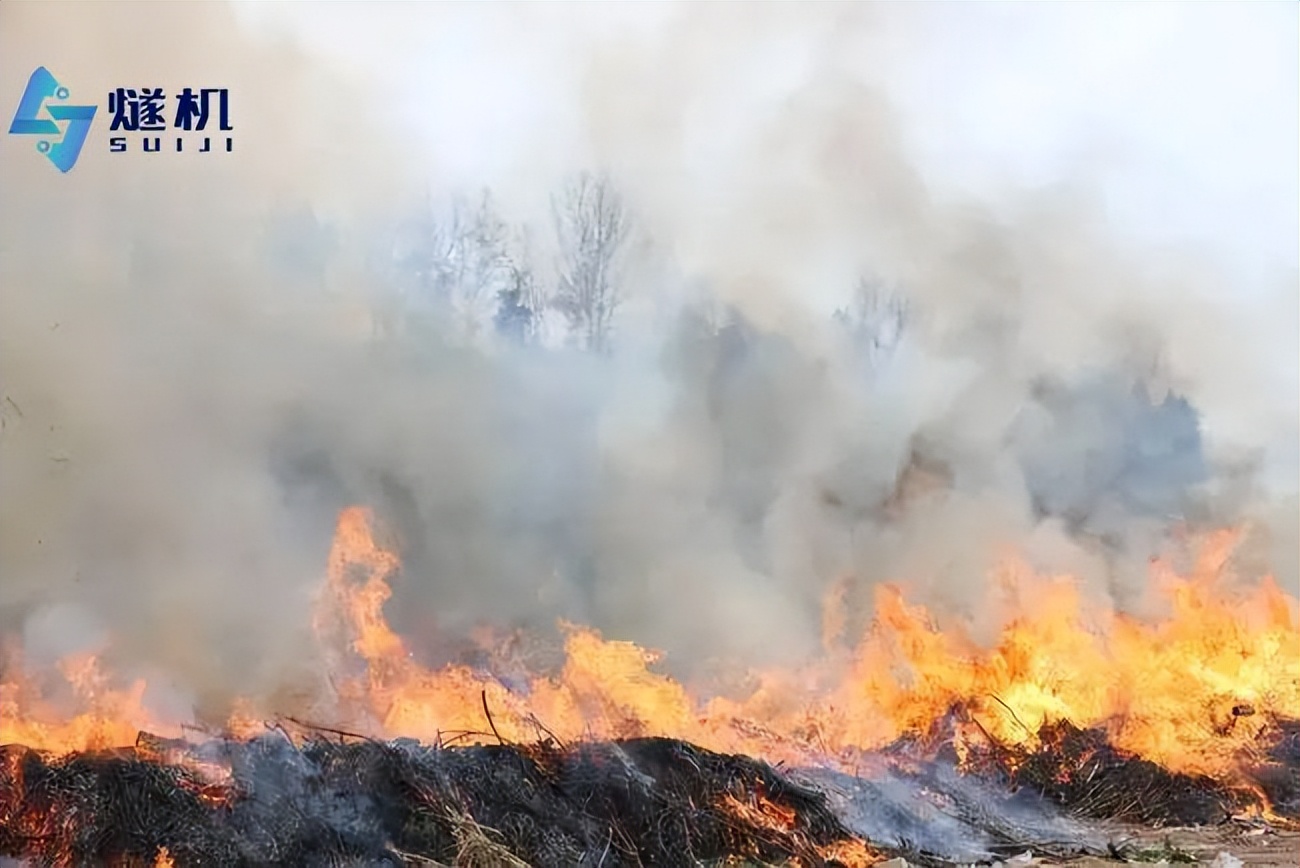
xmin=799 ymin=760 xmax=1104 ymax=865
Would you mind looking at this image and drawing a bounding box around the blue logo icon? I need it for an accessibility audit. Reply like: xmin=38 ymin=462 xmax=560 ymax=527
xmin=9 ymin=67 xmax=97 ymax=173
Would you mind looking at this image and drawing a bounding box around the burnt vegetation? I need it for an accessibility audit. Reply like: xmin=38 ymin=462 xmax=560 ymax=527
xmin=0 ymin=731 xmax=876 ymax=868
xmin=908 ymin=711 xmax=1300 ymax=828
xmin=963 ymin=720 xmax=1253 ymax=826
xmin=1 ymin=715 xmax=1297 ymax=867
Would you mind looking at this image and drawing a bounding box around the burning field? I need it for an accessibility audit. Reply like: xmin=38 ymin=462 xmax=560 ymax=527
xmin=1 ymin=508 xmax=1296 ymax=866
xmin=3 ymin=3 xmax=1298 ymax=867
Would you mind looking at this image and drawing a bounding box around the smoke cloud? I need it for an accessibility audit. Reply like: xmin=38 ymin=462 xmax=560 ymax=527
xmin=1 ymin=2 xmax=1295 ymax=719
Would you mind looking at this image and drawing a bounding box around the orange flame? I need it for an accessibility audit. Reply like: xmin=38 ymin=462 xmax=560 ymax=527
xmin=309 ymin=509 xmax=1298 ymax=783
xmin=3 ymin=505 xmax=1297 ymax=804
xmin=0 ymin=644 xmax=169 ymax=754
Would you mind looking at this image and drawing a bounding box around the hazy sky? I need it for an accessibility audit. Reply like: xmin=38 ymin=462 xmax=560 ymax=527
xmin=231 ymin=1 xmax=1298 ymax=293
xmin=886 ymin=3 xmax=1298 ymax=291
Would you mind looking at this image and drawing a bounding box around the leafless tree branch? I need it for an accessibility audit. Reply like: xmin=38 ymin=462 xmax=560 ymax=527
xmin=551 ymin=172 xmax=630 ymax=354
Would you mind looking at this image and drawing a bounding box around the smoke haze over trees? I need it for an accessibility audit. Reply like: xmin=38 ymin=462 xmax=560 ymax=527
xmin=0 ymin=1 xmax=1295 ymax=718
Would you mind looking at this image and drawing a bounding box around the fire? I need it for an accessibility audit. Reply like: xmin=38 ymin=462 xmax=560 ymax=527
xmin=720 ymin=792 xmax=798 ymax=832
xmin=719 ymin=791 xmax=883 ymax=867
xmin=821 ymin=531 xmax=1300 ymax=780
xmin=3 ymin=504 xmax=1297 ymax=804
xmin=312 ymin=507 xmax=1298 ymax=785
xmin=0 ymin=645 xmax=170 ymax=755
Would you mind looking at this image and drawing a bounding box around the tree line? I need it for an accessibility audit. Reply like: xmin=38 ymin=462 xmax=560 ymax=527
xmin=267 ymin=171 xmax=911 ymax=363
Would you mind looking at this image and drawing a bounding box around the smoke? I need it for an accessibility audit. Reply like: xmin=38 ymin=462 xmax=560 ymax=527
xmin=1 ymin=2 xmax=1295 ymax=718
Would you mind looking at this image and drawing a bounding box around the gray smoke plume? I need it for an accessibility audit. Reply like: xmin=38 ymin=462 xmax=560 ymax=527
xmin=1 ymin=2 xmax=1295 ymax=722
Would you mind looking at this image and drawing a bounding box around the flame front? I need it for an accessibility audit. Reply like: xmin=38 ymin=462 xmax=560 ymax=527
xmin=4 ymin=505 xmax=1298 ymax=801
xmin=312 ymin=508 xmax=1298 ymax=786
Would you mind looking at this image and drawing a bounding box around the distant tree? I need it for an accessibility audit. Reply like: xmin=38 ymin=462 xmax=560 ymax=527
xmin=387 ymin=190 xmax=515 ymax=342
xmin=393 ymin=192 xmax=443 ymax=305
xmin=455 ymin=191 xmax=514 ymax=340
xmin=551 ymin=172 xmax=630 ymax=353
xmin=834 ymin=276 xmax=909 ymax=365
xmin=493 ymin=226 xmax=543 ymax=346
xmin=494 ymin=275 xmax=535 ymax=345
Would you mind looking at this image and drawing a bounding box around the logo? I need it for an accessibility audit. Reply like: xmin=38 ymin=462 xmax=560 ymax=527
xmin=8 ymin=68 xmax=235 ymax=172
xmin=8 ymin=67 xmax=97 ymax=173
xmin=107 ymin=86 xmax=233 ymax=154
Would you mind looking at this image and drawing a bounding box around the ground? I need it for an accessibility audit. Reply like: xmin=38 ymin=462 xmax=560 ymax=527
xmin=1056 ymin=822 xmax=1299 ymax=867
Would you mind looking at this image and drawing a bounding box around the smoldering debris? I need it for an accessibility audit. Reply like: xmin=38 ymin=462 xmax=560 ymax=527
xmin=1 ymin=730 xmax=878 ymax=868
xmin=962 ymin=719 xmax=1254 ymax=827
xmin=805 ymin=719 xmax=1300 ymax=864
xmin=805 ymin=762 xmax=1105 ymax=866
xmin=3 ymin=716 xmax=1297 ymax=868
xmin=1237 ymin=716 xmax=1300 ymax=820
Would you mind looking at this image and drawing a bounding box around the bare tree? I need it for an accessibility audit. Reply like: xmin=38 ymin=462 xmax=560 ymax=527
xmin=834 ymin=275 xmax=909 ymax=365
xmin=551 ymin=172 xmax=630 ymax=353
xmin=385 ymin=190 xmax=516 ymax=342
xmin=463 ymin=191 xmax=512 ymax=306
xmin=494 ymin=225 xmax=543 ymax=345
xmin=454 ymin=191 xmax=514 ymax=340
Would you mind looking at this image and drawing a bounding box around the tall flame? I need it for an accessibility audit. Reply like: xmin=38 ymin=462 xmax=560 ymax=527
xmin=3 ymin=504 xmax=1297 ymax=799
xmin=314 ymin=507 xmax=1299 ymax=781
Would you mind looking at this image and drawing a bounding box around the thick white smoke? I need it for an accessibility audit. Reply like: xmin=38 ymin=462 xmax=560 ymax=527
xmin=1 ymin=2 xmax=1295 ymax=719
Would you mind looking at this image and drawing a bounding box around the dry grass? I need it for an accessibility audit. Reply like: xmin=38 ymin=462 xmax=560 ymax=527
xmin=444 ymin=807 xmax=533 ymax=868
